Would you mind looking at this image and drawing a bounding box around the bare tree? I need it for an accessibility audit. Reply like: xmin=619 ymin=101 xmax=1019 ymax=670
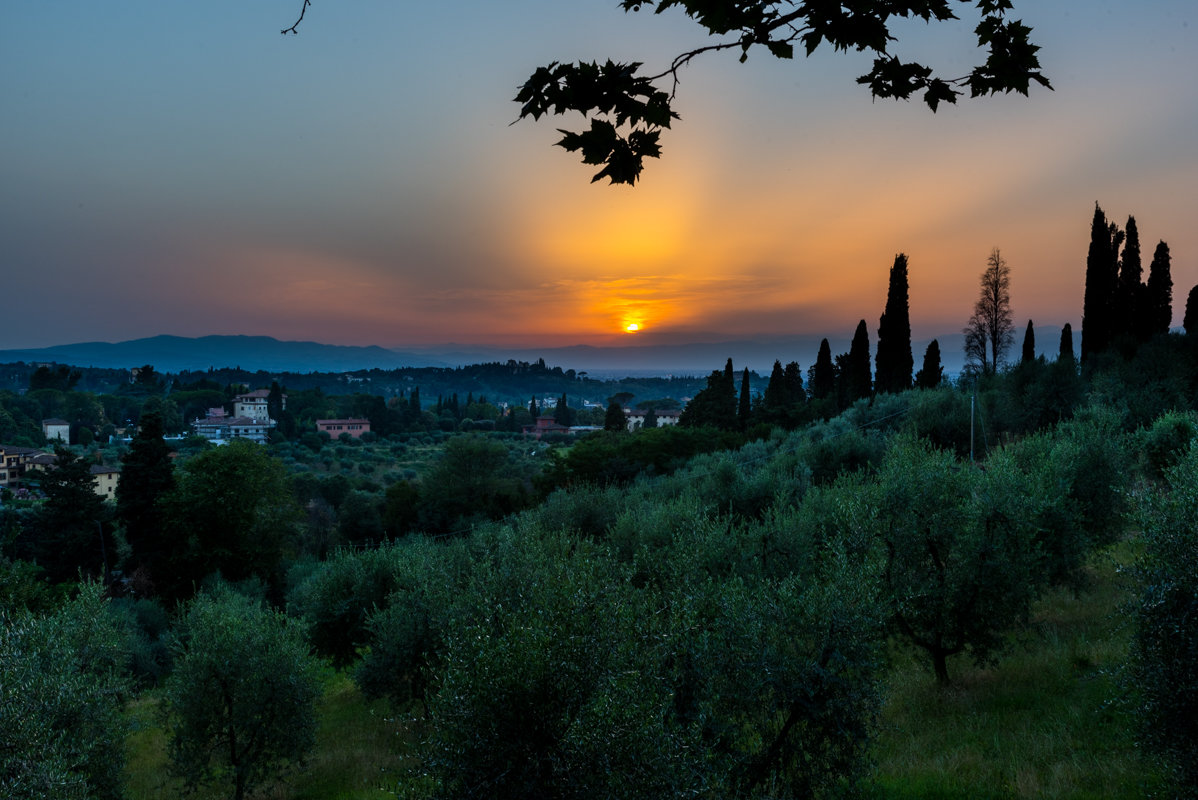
xmin=963 ymin=248 xmax=1014 ymax=376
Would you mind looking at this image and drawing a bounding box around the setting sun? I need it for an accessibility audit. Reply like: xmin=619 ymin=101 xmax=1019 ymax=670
xmin=625 ymin=323 xmax=640 ymax=333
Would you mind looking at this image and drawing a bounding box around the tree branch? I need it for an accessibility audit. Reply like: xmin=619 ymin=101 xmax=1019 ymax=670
xmin=281 ymin=0 xmax=311 ymax=35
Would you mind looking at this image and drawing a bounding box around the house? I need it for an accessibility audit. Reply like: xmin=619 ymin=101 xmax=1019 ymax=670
xmin=90 ymin=465 xmax=120 ymax=499
xmin=0 ymin=444 xmax=41 ymax=489
xmin=16 ymin=450 xmax=121 ymax=498
xmin=192 ymin=408 xmax=274 ymax=444
xmin=315 ymin=419 xmax=371 ymax=439
xmin=234 ymin=389 xmax=285 ymax=423
xmin=42 ymin=418 xmax=71 ymax=443
xmin=522 ymin=415 xmax=573 ymax=438
xmin=624 ymin=408 xmax=682 ymax=432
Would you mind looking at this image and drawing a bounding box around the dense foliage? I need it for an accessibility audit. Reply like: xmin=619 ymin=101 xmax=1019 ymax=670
xmin=165 ymin=587 xmax=321 ymax=800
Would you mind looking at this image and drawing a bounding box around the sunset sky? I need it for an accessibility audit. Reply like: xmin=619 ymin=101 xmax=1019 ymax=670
xmin=4 ymin=1 xmax=1196 ymax=356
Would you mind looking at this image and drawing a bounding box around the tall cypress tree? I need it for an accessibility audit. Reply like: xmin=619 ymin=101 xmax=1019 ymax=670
xmin=914 ymin=340 xmax=944 ymax=389
xmin=844 ymin=320 xmax=872 ymax=405
xmin=875 ymin=253 xmax=913 ymax=394
xmin=117 ymin=412 xmax=176 ymax=593
xmin=810 ymin=339 xmax=835 ymax=400
xmin=1145 ymin=240 xmax=1173 ymax=337
xmin=762 ymin=360 xmax=789 ymax=419
xmin=1021 ymin=320 xmax=1036 ymax=363
xmin=1059 ymin=323 xmax=1075 ymax=362
xmin=738 ymin=367 xmax=752 ymax=429
xmin=1184 ymin=285 xmax=1198 ymax=336
xmin=1115 ymin=215 xmax=1142 ymax=341
xmin=1081 ymin=203 xmax=1120 ymax=361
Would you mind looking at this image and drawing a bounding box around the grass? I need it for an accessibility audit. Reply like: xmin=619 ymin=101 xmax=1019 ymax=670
xmin=124 ymin=671 xmax=407 ymax=800
xmin=866 ymin=542 xmax=1163 ymax=799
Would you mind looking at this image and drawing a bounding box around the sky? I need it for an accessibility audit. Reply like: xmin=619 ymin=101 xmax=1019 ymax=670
xmin=3 ymin=1 xmax=1197 ymax=357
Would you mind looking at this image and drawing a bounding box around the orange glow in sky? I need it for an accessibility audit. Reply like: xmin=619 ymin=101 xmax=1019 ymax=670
xmin=3 ymin=2 xmax=1196 ymax=355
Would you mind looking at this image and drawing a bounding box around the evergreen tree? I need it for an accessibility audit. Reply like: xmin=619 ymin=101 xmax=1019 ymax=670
xmin=914 ymin=340 xmax=944 ymax=389
xmin=843 ymin=320 xmax=872 ymax=405
xmin=737 ymin=368 xmax=752 ymax=430
xmin=117 ymin=412 xmax=176 ymax=594
xmin=409 ymin=386 xmax=421 ymax=414
xmin=783 ymin=361 xmax=805 ymax=405
xmin=30 ymin=447 xmax=111 ymax=584
xmin=1059 ymin=323 xmax=1074 ymax=361
xmin=1145 ymin=240 xmax=1173 ymax=337
xmin=603 ymin=400 xmax=627 ymax=432
xmin=529 ymin=396 xmax=538 ymax=418
xmin=875 ymin=253 xmax=913 ymax=394
xmin=1081 ymin=204 xmax=1121 ymax=361
xmin=1184 ymin=285 xmax=1198 ymax=336
xmin=1115 ymin=215 xmax=1142 ymax=341
xmin=1021 ymin=320 xmax=1035 ymax=364
xmin=810 ymin=339 xmax=835 ymax=400
xmin=762 ymin=360 xmax=789 ymax=421
xmin=642 ymin=407 xmax=658 ymax=429
xmin=679 ymin=362 xmax=736 ymax=430
xmin=554 ymin=394 xmax=573 ymax=426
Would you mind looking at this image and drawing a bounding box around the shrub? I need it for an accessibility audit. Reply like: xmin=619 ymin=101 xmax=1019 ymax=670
xmin=1138 ymin=410 xmax=1198 ymax=480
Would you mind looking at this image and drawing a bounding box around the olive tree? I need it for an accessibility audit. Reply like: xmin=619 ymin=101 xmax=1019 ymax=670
xmin=165 ymin=587 xmax=321 ymax=800
xmin=0 ymin=583 xmax=130 ymax=800
xmin=874 ymin=436 xmax=1041 ymax=683
xmin=1130 ymin=443 xmax=1198 ymax=794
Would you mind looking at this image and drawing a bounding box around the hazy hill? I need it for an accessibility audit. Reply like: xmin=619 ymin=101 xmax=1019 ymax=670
xmin=0 ymin=335 xmax=449 ymax=374
xmin=0 ymin=328 xmax=1068 ymax=378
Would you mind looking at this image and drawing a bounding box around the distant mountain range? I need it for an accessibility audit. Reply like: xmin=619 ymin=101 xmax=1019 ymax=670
xmin=0 ymin=335 xmax=449 ymax=374
xmin=0 ymin=331 xmax=1017 ymax=377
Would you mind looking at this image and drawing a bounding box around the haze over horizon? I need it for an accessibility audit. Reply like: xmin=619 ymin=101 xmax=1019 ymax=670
xmin=4 ymin=2 xmax=1196 ymax=354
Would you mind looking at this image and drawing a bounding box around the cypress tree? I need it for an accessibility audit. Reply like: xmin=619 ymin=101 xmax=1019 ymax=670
xmin=1184 ymin=285 xmax=1198 ymax=336
xmin=763 ymin=360 xmax=789 ymax=418
xmin=914 ymin=340 xmax=944 ymax=389
xmin=1116 ymin=215 xmax=1142 ymax=341
xmin=1081 ymin=203 xmax=1120 ymax=361
xmin=783 ymin=361 xmax=805 ymax=404
xmin=875 ymin=253 xmax=914 ymax=394
xmin=117 ymin=413 xmax=177 ymax=591
xmin=603 ymin=400 xmax=627 ymax=432
xmin=1059 ymin=323 xmax=1075 ymax=362
xmin=811 ymin=339 xmax=835 ymax=400
xmin=738 ymin=367 xmax=752 ymax=429
xmin=529 ymin=396 xmax=538 ymax=418
xmin=1021 ymin=320 xmax=1035 ymax=364
xmin=845 ymin=320 xmax=872 ymax=404
xmin=554 ymin=393 xmax=573 ymax=426
xmin=1145 ymin=240 xmax=1173 ymax=336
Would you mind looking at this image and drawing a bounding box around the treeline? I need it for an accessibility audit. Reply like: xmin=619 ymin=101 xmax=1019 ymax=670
xmin=0 ymin=359 xmax=712 ymax=446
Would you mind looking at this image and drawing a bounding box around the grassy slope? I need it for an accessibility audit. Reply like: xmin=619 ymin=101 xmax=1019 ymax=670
xmin=124 ymin=547 xmax=1161 ymax=799
xmin=867 ymin=542 xmax=1163 ymax=799
xmin=124 ymin=672 xmax=406 ymax=800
